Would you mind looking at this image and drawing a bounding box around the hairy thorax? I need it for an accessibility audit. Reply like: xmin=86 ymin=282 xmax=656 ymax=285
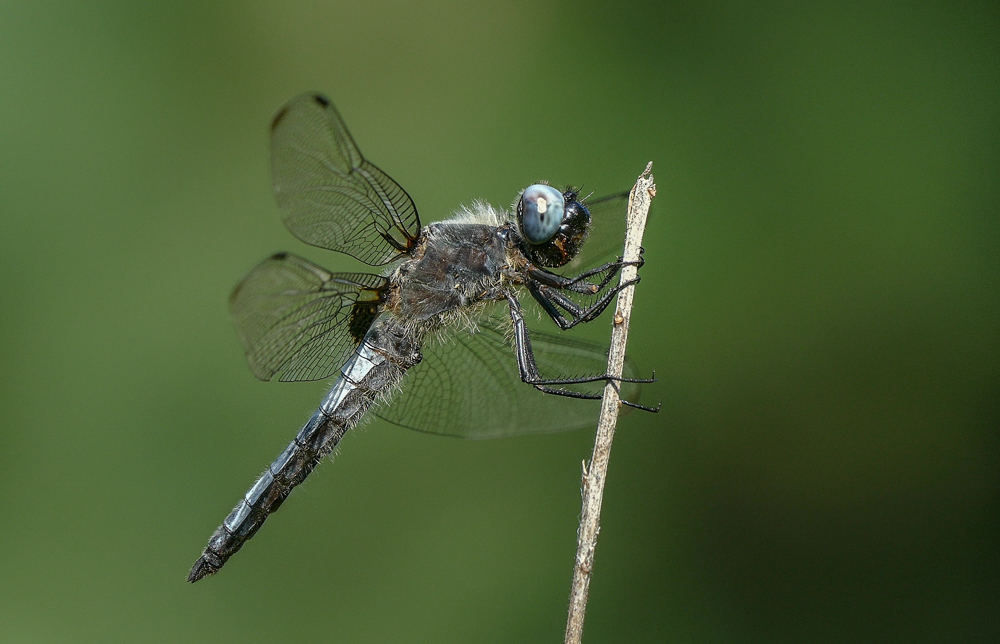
xmin=386 ymin=222 xmax=514 ymax=329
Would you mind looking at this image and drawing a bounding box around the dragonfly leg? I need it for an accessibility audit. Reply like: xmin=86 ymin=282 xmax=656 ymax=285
xmin=527 ymin=247 xmax=644 ymax=295
xmin=527 ymin=277 xmax=640 ymax=331
xmin=505 ymin=293 xmax=657 ymax=410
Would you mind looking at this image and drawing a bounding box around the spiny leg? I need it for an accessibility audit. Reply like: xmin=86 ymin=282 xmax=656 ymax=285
xmin=528 ymin=250 xmax=644 ymax=296
xmin=505 ymin=292 xmax=656 ymax=411
xmin=527 ymin=277 xmax=641 ymax=331
xmin=559 ymin=247 xmax=645 ymax=287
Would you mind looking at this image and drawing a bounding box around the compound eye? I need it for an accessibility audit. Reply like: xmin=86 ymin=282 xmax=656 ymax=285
xmin=519 ymin=184 xmax=565 ymax=244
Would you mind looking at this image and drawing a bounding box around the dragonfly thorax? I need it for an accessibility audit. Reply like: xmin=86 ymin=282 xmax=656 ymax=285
xmin=388 ymin=221 xmax=509 ymax=325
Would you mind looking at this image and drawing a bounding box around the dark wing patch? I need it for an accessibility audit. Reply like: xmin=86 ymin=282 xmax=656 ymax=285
xmin=270 ymin=93 xmax=421 ymax=266
xmin=230 ymin=253 xmax=387 ymax=382
xmin=348 ymin=300 xmax=380 ymax=345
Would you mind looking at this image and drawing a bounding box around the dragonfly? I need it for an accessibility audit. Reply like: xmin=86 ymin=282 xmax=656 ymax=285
xmin=188 ymin=93 xmax=656 ymax=582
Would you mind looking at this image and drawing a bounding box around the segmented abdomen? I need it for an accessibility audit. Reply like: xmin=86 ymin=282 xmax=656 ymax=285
xmin=188 ymin=318 xmax=420 ymax=582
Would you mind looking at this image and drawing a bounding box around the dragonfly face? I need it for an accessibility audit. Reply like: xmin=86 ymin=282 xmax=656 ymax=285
xmin=516 ymin=185 xmax=592 ymax=268
xmin=187 ymin=93 xmax=654 ymax=583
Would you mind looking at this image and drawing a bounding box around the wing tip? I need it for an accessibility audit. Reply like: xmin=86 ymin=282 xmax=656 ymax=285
xmin=271 ymin=93 xmax=332 ymax=131
xmin=270 ymin=105 xmax=290 ymax=131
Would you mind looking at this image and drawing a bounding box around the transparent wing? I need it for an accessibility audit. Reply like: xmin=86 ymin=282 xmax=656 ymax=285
xmin=374 ymin=304 xmax=640 ymax=439
xmin=564 ymin=190 xmax=630 ymax=272
xmin=270 ymin=93 xmax=421 ymax=266
xmin=230 ymin=253 xmax=387 ymax=382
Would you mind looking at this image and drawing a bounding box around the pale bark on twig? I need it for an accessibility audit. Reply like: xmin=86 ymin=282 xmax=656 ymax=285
xmin=564 ymin=162 xmax=656 ymax=644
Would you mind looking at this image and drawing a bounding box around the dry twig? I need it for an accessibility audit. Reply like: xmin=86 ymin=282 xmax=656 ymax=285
xmin=564 ymin=162 xmax=656 ymax=644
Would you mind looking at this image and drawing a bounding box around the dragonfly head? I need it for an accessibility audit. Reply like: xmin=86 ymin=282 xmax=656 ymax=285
xmin=516 ymin=184 xmax=591 ymax=268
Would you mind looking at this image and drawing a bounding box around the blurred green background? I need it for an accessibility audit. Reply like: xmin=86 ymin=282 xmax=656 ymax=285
xmin=0 ymin=1 xmax=996 ymax=642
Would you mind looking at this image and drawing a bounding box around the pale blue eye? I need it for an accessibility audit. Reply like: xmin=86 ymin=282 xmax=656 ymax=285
xmin=519 ymin=184 xmax=564 ymax=244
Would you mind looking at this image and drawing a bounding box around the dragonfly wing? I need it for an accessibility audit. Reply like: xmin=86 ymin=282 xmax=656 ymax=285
xmin=563 ymin=190 xmax=630 ymax=273
xmin=270 ymin=93 xmax=421 ymax=266
xmin=375 ymin=304 xmax=641 ymax=439
xmin=230 ymin=252 xmax=387 ymax=382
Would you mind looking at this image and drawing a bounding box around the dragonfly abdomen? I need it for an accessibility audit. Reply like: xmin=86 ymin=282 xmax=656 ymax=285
xmin=188 ymin=317 xmax=421 ymax=582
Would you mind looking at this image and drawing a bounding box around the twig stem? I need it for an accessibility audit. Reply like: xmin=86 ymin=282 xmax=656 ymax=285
xmin=564 ymin=162 xmax=656 ymax=644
